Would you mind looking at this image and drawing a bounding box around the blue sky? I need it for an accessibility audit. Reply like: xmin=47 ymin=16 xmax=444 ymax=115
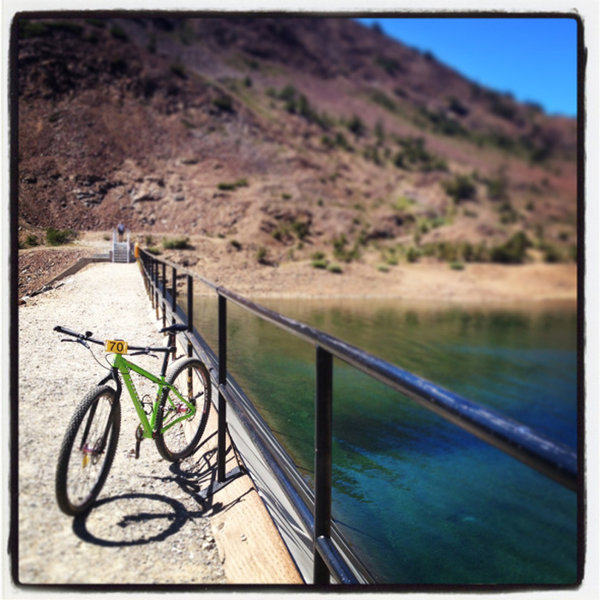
xmin=357 ymin=17 xmax=578 ymax=117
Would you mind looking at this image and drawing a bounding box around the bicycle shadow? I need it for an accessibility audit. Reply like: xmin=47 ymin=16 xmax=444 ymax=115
xmin=72 ymin=432 xmax=250 ymax=548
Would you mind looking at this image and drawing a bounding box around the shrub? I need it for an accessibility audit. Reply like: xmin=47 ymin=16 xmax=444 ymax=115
xmin=377 ymin=264 xmax=390 ymax=273
xmin=217 ymin=179 xmax=248 ymax=191
xmin=486 ymin=171 xmax=509 ymax=200
xmin=327 ymin=263 xmax=343 ymax=274
xmin=170 ymin=63 xmax=187 ymax=79
xmin=48 ymin=21 xmax=84 ymax=36
xmin=25 ymin=235 xmax=39 ymax=247
xmin=162 ymin=236 xmax=190 ymax=250
xmin=19 ymin=21 xmax=49 ymax=39
xmin=256 ymin=246 xmax=268 ymax=264
xmin=213 ymin=95 xmax=234 ymax=113
xmin=541 ymin=243 xmax=562 ymax=263
xmin=86 ymin=18 xmax=106 ymax=28
xmin=347 ymin=115 xmax=366 ymax=137
xmin=291 ymin=220 xmax=309 ymax=240
xmin=311 ymin=251 xmax=326 ymax=261
xmin=110 ymin=25 xmax=128 ymax=42
xmin=406 ymin=246 xmax=420 ymax=263
xmin=450 ymin=262 xmax=465 ymax=271
xmin=334 ymin=132 xmax=352 ymax=151
xmin=230 ymin=239 xmax=242 ymax=251
xmin=498 ymin=200 xmax=519 ymax=224
xmin=490 ymin=231 xmax=531 ymax=264
xmin=46 ymin=227 xmax=76 ymax=246
xmin=443 ymin=174 xmax=476 ymax=203
xmin=375 ymin=55 xmax=402 ymax=76
xmin=146 ymin=246 xmax=162 ymax=256
xmin=312 ymin=259 xmax=328 ymax=269
xmin=332 ymin=234 xmax=359 ymax=263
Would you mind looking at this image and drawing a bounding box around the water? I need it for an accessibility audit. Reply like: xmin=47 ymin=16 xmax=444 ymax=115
xmin=192 ymin=296 xmax=579 ymax=585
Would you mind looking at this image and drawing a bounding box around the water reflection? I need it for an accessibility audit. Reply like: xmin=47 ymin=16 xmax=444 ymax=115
xmin=192 ymin=295 xmax=578 ymax=584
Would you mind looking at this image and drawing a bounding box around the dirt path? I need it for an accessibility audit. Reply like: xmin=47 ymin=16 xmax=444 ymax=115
xmin=16 ymin=262 xmax=301 ymax=586
xmin=17 ymin=262 xmax=226 ymax=584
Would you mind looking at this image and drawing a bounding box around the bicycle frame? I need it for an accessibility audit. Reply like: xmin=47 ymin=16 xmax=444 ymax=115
xmin=107 ymin=353 xmax=197 ymax=440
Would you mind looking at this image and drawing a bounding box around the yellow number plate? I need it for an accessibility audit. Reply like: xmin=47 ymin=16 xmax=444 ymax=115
xmin=105 ymin=339 xmax=128 ymax=354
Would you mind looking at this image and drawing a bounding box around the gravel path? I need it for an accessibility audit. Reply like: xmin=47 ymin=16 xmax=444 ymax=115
xmin=17 ymin=262 xmax=225 ymax=584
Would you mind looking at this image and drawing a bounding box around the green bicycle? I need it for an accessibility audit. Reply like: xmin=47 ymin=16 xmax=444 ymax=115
xmin=53 ymin=323 xmax=212 ymax=516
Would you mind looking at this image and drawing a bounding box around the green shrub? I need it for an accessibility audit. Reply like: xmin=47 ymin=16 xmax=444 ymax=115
xmin=406 ymin=246 xmax=420 ymax=263
xmin=312 ymin=259 xmax=328 ymax=269
xmin=46 ymin=227 xmax=76 ymax=246
xmin=334 ymin=132 xmax=352 ymax=151
xmin=291 ymin=220 xmax=309 ymax=240
xmin=146 ymin=246 xmax=162 ymax=256
xmin=230 ymin=239 xmax=242 ymax=251
xmin=332 ymin=234 xmax=359 ymax=263
xmin=25 ymin=235 xmax=40 ymax=247
xmin=541 ymin=243 xmax=562 ymax=263
xmin=19 ymin=21 xmax=49 ymax=39
xmin=48 ymin=21 xmax=83 ymax=36
xmin=377 ymin=264 xmax=390 ymax=273
xmin=375 ymin=55 xmax=402 ymax=76
xmin=162 ymin=236 xmax=190 ymax=250
xmin=213 ymin=95 xmax=234 ymax=113
xmin=347 ymin=115 xmax=366 ymax=137
xmin=218 ymin=179 xmax=248 ymax=191
xmin=311 ymin=251 xmax=325 ymax=261
xmin=450 ymin=262 xmax=465 ymax=271
xmin=435 ymin=241 xmax=459 ymax=262
xmin=443 ymin=174 xmax=476 ymax=203
xmin=498 ymin=200 xmax=519 ymax=224
xmin=486 ymin=171 xmax=509 ymax=200
xmin=110 ymin=25 xmax=128 ymax=42
xmin=490 ymin=231 xmax=531 ymax=264
xmin=327 ymin=263 xmax=343 ymax=274
xmin=393 ymin=196 xmax=415 ymax=212
xmin=86 ymin=18 xmax=106 ymax=28
xmin=256 ymin=246 xmax=268 ymax=264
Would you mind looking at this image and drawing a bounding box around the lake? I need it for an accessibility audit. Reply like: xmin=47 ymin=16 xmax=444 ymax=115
xmin=192 ymin=295 xmax=579 ymax=585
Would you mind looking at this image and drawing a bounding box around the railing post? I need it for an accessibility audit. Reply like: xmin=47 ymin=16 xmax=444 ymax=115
xmin=172 ymin=266 xmax=177 ymax=313
xmin=143 ymin=254 xmax=154 ymax=308
xmin=314 ymin=346 xmax=333 ymax=585
xmin=154 ymin=259 xmax=159 ymax=320
xmin=161 ymin=262 xmax=166 ymax=329
xmin=171 ymin=266 xmax=177 ymax=359
xmin=218 ymin=294 xmax=227 ymax=483
xmin=187 ymin=275 xmax=193 ymax=358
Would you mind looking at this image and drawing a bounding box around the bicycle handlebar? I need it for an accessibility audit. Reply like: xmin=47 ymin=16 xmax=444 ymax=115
xmin=53 ymin=325 xmax=175 ymax=354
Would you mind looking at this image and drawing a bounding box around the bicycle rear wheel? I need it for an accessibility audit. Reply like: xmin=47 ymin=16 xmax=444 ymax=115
xmin=155 ymin=357 xmax=211 ymax=461
xmin=55 ymin=385 xmax=120 ymax=516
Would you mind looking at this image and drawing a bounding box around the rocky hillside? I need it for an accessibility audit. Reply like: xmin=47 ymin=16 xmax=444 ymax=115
xmin=16 ymin=15 xmax=577 ymax=267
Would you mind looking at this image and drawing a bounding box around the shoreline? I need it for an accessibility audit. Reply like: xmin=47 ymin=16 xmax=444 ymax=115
xmin=18 ymin=239 xmax=578 ymax=308
xmin=185 ymin=261 xmax=578 ymax=306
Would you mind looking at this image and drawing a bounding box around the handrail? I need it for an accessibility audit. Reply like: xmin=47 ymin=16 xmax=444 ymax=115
xmin=137 ymin=249 xmax=578 ymax=584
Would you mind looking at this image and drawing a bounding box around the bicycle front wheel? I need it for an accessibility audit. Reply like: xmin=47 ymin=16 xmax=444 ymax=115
xmin=155 ymin=357 xmax=211 ymax=461
xmin=55 ymin=385 xmax=120 ymax=516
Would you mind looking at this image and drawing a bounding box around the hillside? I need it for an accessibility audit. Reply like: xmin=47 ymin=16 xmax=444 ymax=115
xmin=16 ymin=15 xmax=578 ymax=278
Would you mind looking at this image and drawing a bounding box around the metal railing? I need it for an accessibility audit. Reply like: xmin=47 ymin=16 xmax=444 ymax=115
xmin=137 ymin=249 xmax=579 ymax=585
